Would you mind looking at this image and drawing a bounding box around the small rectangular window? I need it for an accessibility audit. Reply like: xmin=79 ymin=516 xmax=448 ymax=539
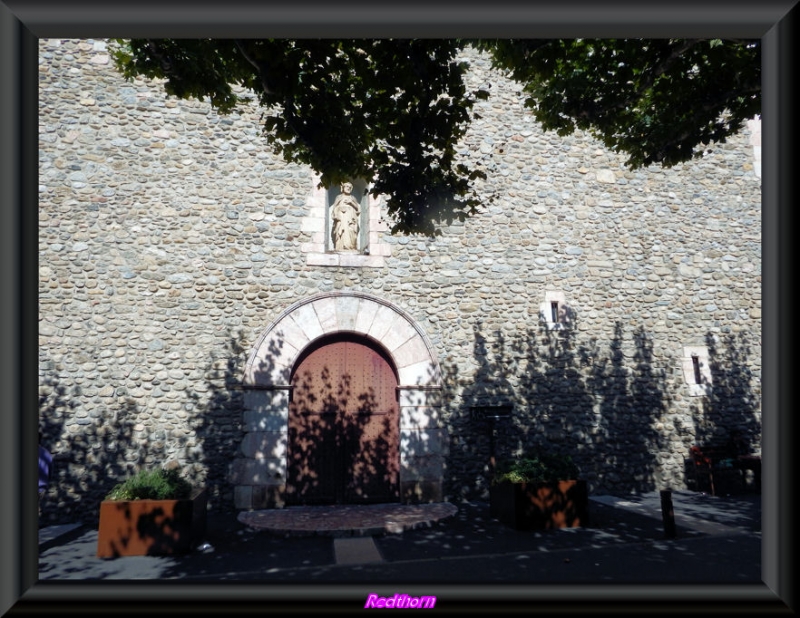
xmin=550 ymin=301 xmax=559 ymax=323
xmin=691 ymin=355 xmax=702 ymax=384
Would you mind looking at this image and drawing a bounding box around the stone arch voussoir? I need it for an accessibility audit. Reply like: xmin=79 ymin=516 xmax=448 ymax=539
xmin=243 ymin=292 xmax=441 ymax=389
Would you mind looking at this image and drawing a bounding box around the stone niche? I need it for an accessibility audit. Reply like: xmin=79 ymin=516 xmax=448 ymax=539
xmin=300 ymin=176 xmax=393 ymax=268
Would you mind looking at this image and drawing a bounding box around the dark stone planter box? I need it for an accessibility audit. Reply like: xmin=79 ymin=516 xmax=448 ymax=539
xmin=97 ymin=488 xmax=207 ymax=558
xmin=489 ymin=480 xmax=589 ymax=530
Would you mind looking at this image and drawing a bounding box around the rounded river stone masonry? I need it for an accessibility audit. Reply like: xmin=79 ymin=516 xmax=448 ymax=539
xmin=38 ymin=39 xmax=761 ymax=524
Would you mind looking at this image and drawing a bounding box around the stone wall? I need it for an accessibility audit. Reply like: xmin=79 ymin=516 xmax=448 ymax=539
xmin=38 ymin=39 xmax=762 ymax=524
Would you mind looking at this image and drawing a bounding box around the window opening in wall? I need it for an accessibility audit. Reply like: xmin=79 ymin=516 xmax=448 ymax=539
xmin=550 ymin=301 xmax=559 ymax=323
xmin=541 ymin=291 xmax=568 ymax=330
xmin=692 ymin=355 xmax=702 ymax=384
xmin=683 ymin=345 xmax=711 ymax=396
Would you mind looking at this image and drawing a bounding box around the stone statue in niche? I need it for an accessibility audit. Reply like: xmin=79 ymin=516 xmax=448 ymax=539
xmin=331 ymin=181 xmax=360 ymax=252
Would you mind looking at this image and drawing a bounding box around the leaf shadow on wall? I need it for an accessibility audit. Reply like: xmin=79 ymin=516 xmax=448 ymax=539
xmin=443 ymin=311 xmax=760 ymax=499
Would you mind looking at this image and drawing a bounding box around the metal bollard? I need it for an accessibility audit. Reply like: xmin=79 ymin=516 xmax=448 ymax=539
xmin=660 ymin=489 xmax=677 ymax=539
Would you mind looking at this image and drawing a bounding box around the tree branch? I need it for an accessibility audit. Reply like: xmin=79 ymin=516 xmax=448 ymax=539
xmin=233 ymin=39 xmax=274 ymax=95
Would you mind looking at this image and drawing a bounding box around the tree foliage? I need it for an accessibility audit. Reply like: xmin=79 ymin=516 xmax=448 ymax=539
xmin=478 ymin=39 xmax=761 ymax=169
xmin=112 ymin=38 xmax=760 ymax=237
xmin=113 ymin=39 xmax=486 ymax=237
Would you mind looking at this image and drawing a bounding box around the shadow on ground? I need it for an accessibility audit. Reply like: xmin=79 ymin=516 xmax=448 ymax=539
xmin=38 ymin=492 xmax=761 ymax=584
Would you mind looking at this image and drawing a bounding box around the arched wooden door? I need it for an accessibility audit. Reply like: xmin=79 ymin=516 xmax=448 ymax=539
xmin=287 ymin=336 xmax=400 ymax=505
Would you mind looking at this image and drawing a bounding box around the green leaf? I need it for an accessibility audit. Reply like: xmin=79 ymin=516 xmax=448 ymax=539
xmin=105 ymin=467 xmax=193 ymax=501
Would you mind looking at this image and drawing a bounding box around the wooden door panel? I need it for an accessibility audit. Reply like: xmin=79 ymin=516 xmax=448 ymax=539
xmin=287 ymin=339 xmax=399 ymax=505
xmin=343 ymin=343 xmax=399 ymax=503
xmin=286 ymin=411 xmax=338 ymax=504
xmin=287 ymin=346 xmax=344 ymax=504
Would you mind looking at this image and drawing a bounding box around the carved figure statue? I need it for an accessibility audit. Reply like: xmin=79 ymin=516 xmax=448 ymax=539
xmin=331 ymin=182 xmax=360 ymax=251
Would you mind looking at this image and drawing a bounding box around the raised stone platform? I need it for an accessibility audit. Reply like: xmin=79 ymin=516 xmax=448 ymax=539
xmin=237 ymin=502 xmax=458 ymax=537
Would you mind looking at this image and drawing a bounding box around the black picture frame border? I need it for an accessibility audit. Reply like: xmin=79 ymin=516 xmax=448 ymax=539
xmin=2 ymin=0 xmax=795 ymax=614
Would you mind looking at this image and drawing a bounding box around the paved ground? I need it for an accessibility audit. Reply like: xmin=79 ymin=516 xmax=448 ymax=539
xmin=34 ymin=490 xmax=762 ymax=581
xmin=17 ymin=490 xmax=782 ymax=614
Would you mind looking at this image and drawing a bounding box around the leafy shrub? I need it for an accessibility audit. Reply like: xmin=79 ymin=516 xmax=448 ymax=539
xmin=105 ymin=467 xmax=193 ymax=501
xmin=493 ymin=452 xmax=580 ymax=484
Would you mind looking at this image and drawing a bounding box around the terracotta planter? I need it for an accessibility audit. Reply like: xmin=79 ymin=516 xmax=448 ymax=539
xmin=97 ymin=488 xmax=207 ymax=558
xmin=489 ymin=480 xmax=588 ymax=530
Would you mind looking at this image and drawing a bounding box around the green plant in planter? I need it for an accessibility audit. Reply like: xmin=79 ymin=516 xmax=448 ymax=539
xmin=493 ymin=452 xmax=580 ymax=485
xmin=105 ymin=466 xmax=193 ymax=501
xmin=98 ymin=465 xmax=206 ymax=558
xmin=490 ymin=451 xmax=587 ymax=530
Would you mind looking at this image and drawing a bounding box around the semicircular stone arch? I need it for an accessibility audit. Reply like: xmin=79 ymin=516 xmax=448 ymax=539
xmin=233 ymin=292 xmax=445 ymax=510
